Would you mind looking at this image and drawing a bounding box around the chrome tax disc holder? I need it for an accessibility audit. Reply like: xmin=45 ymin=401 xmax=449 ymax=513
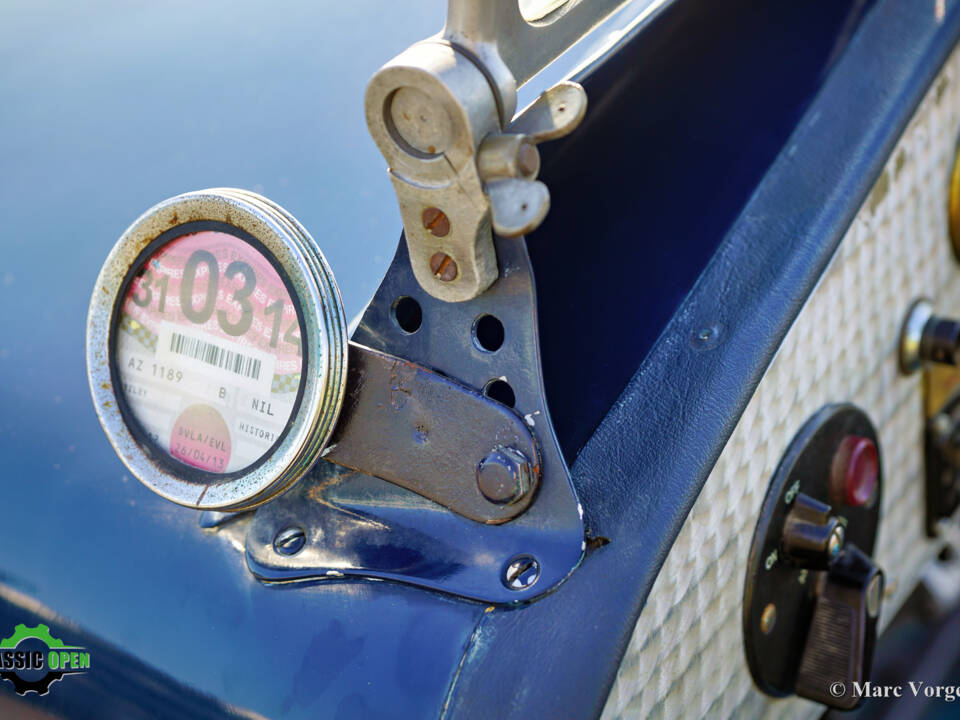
xmin=87 ymin=188 xmax=584 ymax=603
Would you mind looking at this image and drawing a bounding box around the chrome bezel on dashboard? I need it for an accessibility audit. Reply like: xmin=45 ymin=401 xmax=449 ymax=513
xmin=86 ymin=189 xmax=348 ymax=511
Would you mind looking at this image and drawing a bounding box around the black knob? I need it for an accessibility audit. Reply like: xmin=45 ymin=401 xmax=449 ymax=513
xmin=781 ymin=492 xmax=845 ymax=570
xmin=794 ymin=545 xmax=884 ymax=710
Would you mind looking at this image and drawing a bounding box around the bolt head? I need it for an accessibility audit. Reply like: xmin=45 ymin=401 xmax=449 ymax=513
xmin=477 ymin=446 xmax=532 ymax=504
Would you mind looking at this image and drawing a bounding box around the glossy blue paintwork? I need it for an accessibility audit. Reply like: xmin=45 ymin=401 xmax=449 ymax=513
xmin=0 ymin=1 xmax=487 ymax=717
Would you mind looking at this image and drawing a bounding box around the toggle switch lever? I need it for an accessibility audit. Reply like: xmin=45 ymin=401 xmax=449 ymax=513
xmin=795 ymin=545 xmax=884 ymax=710
xmin=780 ymin=494 xmax=884 ymax=709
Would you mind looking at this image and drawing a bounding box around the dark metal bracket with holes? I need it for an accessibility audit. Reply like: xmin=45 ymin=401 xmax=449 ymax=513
xmin=239 ymin=233 xmax=585 ymax=603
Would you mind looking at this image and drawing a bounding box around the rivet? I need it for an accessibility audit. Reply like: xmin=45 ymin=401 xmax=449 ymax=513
xmin=691 ymin=324 xmax=723 ymax=350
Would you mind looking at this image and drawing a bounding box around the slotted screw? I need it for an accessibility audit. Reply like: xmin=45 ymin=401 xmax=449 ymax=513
xmin=503 ymin=554 xmax=540 ymax=590
xmin=274 ymin=526 xmax=306 ymax=556
xmin=421 ymin=207 xmax=450 ymax=237
xmin=429 ymin=252 xmax=458 ymax=282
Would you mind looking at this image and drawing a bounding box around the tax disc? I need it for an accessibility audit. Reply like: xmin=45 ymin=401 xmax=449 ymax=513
xmin=86 ymin=189 xmax=348 ymax=510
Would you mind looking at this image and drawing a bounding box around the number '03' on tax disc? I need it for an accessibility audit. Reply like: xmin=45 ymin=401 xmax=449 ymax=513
xmin=86 ymin=189 xmax=348 ymax=510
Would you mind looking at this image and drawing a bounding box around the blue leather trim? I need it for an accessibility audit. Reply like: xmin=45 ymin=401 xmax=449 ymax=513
xmin=531 ymin=0 xmax=878 ymax=462
xmin=444 ymin=1 xmax=960 ymax=717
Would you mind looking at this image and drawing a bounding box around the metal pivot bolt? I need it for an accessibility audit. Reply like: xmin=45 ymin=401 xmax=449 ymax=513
xmin=477 ymin=446 xmax=532 ymax=504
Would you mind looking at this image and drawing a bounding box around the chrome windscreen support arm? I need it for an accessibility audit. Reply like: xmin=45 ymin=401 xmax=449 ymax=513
xmin=445 ymin=0 xmax=633 ymax=89
xmin=364 ymin=0 xmax=624 ymax=302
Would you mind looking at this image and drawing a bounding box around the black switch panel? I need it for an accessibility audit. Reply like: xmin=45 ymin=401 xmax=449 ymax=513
xmin=743 ymin=404 xmax=884 ymax=711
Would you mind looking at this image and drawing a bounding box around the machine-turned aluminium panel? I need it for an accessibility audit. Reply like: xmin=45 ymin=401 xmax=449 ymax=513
xmin=602 ymin=46 xmax=960 ymax=720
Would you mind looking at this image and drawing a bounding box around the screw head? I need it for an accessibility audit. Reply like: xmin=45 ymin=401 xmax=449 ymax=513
xmin=827 ymin=524 xmax=845 ymax=560
xmin=760 ymin=603 xmax=777 ymax=634
xmin=477 ymin=446 xmax=532 ymax=504
xmin=274 ymin=526 xmax=306 ymax=556
xmin=429 ymin=252 xmax=458 ymax=282
xmin=503 ymin=554 xmax=540 ymax=590
xmin=421 ymin=207 xmax=450 ymax=237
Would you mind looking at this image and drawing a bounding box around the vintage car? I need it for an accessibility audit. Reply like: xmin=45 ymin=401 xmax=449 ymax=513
xmin=4 ymin=0 xmax=960 ymax=717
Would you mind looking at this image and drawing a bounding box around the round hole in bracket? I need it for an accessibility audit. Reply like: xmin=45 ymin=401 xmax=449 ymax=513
xmin=392 ymin=296 xmax=422 ymax=334
xmin=473 ymin=314 xmax=505 ymax=352
xmin=484 ymin=379 xmax=516 ymax=408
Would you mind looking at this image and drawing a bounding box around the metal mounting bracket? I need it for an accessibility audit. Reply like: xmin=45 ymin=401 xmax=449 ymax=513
xmin=322 ymin=342 xmax=540 ymax=524
xmin=243 ymin=231 xmax=585 ymax=603
xmin=225 ymin=0 xmax=620 ymax=603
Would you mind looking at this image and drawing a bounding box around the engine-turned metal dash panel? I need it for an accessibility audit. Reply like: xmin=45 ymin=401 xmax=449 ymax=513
xmin=602 ymin=45 xmax=960 ymax=720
